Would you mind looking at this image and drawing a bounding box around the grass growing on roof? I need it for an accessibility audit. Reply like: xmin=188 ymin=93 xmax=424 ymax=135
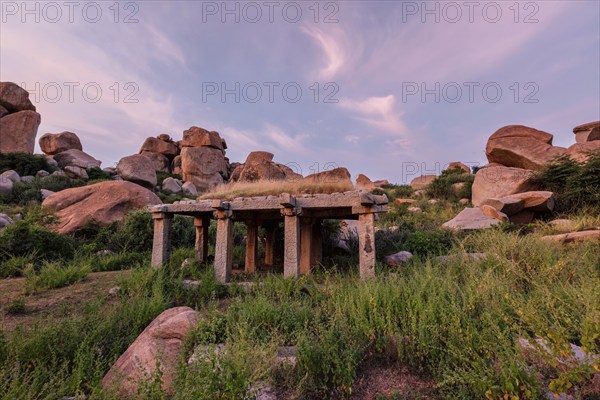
xmin=199 ymin=179 xmax=355 ymax=200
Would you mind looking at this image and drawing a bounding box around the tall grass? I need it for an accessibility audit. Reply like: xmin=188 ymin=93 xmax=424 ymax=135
xmin=0 ymin=228 xmax=598 ymax=399
xmin=200 ymin=179 xmax=355 ymax=200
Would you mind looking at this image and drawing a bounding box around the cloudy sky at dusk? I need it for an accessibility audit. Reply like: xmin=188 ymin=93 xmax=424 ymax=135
xmin=2 ymin=0 xmax=599 ymax=183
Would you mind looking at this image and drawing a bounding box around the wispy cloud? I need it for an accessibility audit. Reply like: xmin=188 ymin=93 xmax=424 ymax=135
xmin=301 ymin=26 xmax=346 ymax=79
xmin=339 ymin=95 xmax=409 ymax=137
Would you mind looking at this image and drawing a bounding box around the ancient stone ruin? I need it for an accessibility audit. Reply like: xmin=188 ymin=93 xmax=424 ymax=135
xmin=148 ymin=191 xmax=388 ymax=282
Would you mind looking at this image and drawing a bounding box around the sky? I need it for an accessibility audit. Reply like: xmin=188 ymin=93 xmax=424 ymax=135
xmin=1 ymin=0 xmax=599 ymax=183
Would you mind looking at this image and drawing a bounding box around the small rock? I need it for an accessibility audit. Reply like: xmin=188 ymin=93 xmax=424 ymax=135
xmin=20 ymin=175 xmax=34 ymax=183
xmin=384 ymin=251 xmax=413 ymax=266
xmin=428 ymin=199 xmax=438 ymax=205
xmin=442 ymin=207 xmax=502 ymax=231
xmin=108 ymin=286 xmax=120 ymax=295
xmin=64 ymin=166 xmax=89 ymax=180
xmin=0 ymin=170 xmax=21 ymax=183
xmin=394 ymin=198 xmax=415 ymax=206
xmin=459 ymin=198 xmax=470 ymax=205
xmin=51 ymin=170 xmax=67 ymax=178
xmin=0 ymin=213 xmax=14 ymax=231
xmin=188 ymin=343 xmax=226 ymax=366
xmin=407 ymin=206 xmax=422 ymax=213
xmin=96 ymin=250 xmax=114 ymax=257
xmin=41 ymin=189 xmax=55 ymax=200
xmin=480 ymin=205 xmax=509 ymax=222
xmin=162 ymin=177 xmax=183 ymax=194
xmin=36 ymin=170 xmax=50 ymax=178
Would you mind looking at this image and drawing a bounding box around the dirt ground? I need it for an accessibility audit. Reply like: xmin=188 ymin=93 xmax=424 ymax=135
xmin=0 ymin=270 xmax=128 ymax=334
xmin=350 ymin=362 xmax=439 ymax=400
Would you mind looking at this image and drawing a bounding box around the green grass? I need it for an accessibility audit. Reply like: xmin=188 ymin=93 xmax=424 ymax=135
xmin=23 ymin=261 xmax=91 ymax=292
xmin=2 ymin=221 xmax=596 ymax=399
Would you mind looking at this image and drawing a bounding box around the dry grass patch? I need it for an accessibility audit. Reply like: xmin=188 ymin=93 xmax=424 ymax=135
xmin=200 ymin=179 xmax=355 ymax=200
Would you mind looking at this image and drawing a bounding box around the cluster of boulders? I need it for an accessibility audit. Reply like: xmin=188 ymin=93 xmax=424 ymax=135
xmin=0 ymin=82 xmax=41 ymax=154
xmin=443 ymin=123 xmax=600 ymax=230
xmin=41 ymin=131 xmax=102 ymax=179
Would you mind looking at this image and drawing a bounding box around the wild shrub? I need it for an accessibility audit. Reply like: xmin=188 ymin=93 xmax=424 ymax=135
xmin=8 ymin=175 xmax=83 ymax=204
xmin=403 ymin=230 xmax=454 ymax=257
xmin=86 ymin=167 xmax=112 ymax=181
xmin=426 ymin=167 xmax=473 ymax=199
xmin=24 ymin=261 xmax=90 ymax=292
xmin=0 ymin=152 xmax=54 ymax=176
xmin=0 ymin=219 xmax=75 ymax=268
xmin=534 ymin=152 xmax=600 ymax=214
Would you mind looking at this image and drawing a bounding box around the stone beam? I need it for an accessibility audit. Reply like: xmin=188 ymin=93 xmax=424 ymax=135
xmin=151 ymin=212 xmax=173 ymax=268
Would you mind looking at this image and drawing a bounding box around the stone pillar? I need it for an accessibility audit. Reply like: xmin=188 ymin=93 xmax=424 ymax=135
xmin=194 ymin=216 xmax=210 ymax=263
xmin=245 ymin=220 xmax=258 ymax=273
xmin=299 ymin=218 xmax=313 ymax=275
xmin=214 ymin=210 xmax=233 ymax=283
xmin=151 ymin=212 xmax=173 ymax=268
xmin=282 ymin=208 xmax=300 ymax=278
xmin=264 ymin=222 xmax=277 ymax=267
xmin=358 ymin=212 xmax=376 ymax=279
xmin=311 ymin=219 xmax=323 ymax=267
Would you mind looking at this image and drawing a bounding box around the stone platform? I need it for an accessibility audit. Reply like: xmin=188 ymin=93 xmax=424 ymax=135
xmin=148 ymin=191 xmax=388 ymax=282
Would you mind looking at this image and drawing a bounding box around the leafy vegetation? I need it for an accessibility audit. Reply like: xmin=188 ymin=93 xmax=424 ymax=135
xmin=0 ymin=152 xmax=54 ymax=176
xmin=534 ymin=151 xmax=600 ymax=214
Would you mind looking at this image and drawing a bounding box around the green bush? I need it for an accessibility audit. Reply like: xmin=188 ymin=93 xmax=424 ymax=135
xmin=403 ymin=230 xmax=454 ymax=257
xmin=426 ymin=167 xmax=473 ymax=200
xmin=86 ymin=167 xmax=112 ymax=181
xmin=7 ymin=175 xmax=83 ymax=204
xmin=0 ymin=153 xmax=54 ymax=176
xmin=24 ymin=261 xmax=90 ymax=292
xmin=0 ymin=219 xmax=75 ymax=269
xmin=534 ymin=152 xmax=600 ymax=214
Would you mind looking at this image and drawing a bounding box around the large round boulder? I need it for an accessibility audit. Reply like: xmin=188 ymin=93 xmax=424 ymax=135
xmin=229 ymin=151 xmax=298 ymax=183
xmin=53 ymin=148 xmax=101 ymax=169
xmin=42 ymin=180 xmax=161 ymax=234
xmin=565 ymin=142 xmax=600 ymax=163
xmin=102 ymin=307 xmax=200 ymax=398
xmin=485 ymin=125 xmax=566 ymax=170
xmin=302 ymin=167 xmax=351 ymax=186
xmin=181 ymin=146 xmax=227 ymax=192
xmin=116 ymin=154 xmax=158 ymax=189
xmin=573 ymin=121 xmax=600 ymax=143
xmin=39 ymin=131 xmax=82 ymax=155
xmin=141 ymin=151 xmax=170 ymax=173
xmin=0 ymin=82 xmax=36 ymax=112
xmin=181 ymin=126 xmax=224 ymax=150
xmin=0 ymin=110 xmax=41 ymax=153
xmin=139 ymin=136 xmax=179 ymax=158
xmin=471 ymin=165 xmax=538 ymax=206
xmin=410 ymin=175 xmax=436 ymax=190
